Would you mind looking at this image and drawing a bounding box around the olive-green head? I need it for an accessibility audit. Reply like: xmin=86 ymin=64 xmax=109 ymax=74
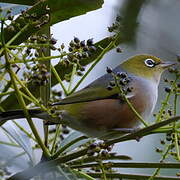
xmin=121 ymin=54 xmax=175 ymax=82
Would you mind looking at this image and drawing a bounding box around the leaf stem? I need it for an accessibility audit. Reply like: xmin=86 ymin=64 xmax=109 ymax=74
xmin=51 ymin=64 xmax=68 ymax=96
xmin=71 ymin=162 xmax=180 ymax=169
xmin=148 ymin=145 xmax=171 ymax=180
xmin=52 ymin=136 xmax=87 ymax=159
xmin=3 ymin=46 xmax=50 ymax=157
xmin=113 ymin=74 xmax=148 ymax=127
xmin=50 ymin=124 xmax=61 ymax=154
xmin=67 ymin=63 xmax=77 ymax=94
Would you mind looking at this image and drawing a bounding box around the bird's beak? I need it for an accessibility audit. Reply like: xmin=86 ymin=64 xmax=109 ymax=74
xmin=160 ymin=61 xmax=176 ymax=69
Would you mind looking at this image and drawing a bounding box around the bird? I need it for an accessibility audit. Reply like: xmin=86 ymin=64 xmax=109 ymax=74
xmin=0 ymin=54 xmax=175 ymax=139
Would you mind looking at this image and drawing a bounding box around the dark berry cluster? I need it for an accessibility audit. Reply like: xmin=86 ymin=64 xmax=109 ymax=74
xmin=59 ymin=37 xmax=97 ymax=81
xmin=26 ymin=64 xmax=50 ymax=86
xmin=155 ymin=131 xmax=180 ymax=160
xmin=87 ymin=141 xmax=113 ymax=157
xmin=28 ymin=35 xmax=57 ymax=52
xmin=106 ymin=67 xmax=133 ymax=95
xmin=164 ymin=64 xmax=179 ymax=95
xmin=3 ymin=6 xmax=50 ymax=34
xmin=108 ymin=15 xmax=122 ymax=33
xmin=69 ymin=37 xmax=96 ymax=59
xmin=67 ymin=37 xmax=96 ymax=59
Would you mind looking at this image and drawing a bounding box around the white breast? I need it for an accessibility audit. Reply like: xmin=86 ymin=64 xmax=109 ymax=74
xmin=136 ymin=77 xmax=158 ymax=120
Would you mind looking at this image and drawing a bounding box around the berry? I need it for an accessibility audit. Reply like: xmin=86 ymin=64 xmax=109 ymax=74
xmin=107 ymin=85 xmax=113 ymax=91
xmin=117 ymin=72 xmax=127 ymax=78
xmin=164 ymin=87 xmax=171 ymax=93
xmin=50 ymin=37 xmax=57 ymax=45
xmin=116 ymin=47 xmax=122 ymax=53
xmin=68 ymin=47 xmax=73 ymax=52
xmin=87 ymin=38 xmax=93 ymax=46
xmin=80 ymin=40 xmax=86 ymax=47
xmin=106 ymin=67 xmax=112 ymax=73
xmin=74 ymin=37 xmax=80 ymax=43
xmin=69 ymin=41 xmax=75 ymax=47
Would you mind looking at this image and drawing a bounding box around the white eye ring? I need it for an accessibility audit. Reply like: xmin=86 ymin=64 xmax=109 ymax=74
xmin=144 ymin=59 xmax=155 ymax=68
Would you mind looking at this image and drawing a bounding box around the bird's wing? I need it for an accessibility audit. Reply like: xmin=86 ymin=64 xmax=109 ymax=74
xmin=53 ymin=69 xmax=134 ymax=105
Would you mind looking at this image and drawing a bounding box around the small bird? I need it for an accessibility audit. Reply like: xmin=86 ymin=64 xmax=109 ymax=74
xmin=0 ymin=54 xmax=175 ymax=139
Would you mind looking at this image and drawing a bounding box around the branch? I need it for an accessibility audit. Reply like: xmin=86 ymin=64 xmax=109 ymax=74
xmin=70 ymin=162 xmax=180 ymax=169
xmin=1 ymin=36 xmax=122 ymax=110
xmin=86 ymin=173 xmax=180 ymax=180
xmin=7 ymin=116 xmax=180 ymax=180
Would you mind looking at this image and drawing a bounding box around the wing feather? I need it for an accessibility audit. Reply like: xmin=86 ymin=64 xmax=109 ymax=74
xmin=53 ymin=67 xmax=134 ymax=105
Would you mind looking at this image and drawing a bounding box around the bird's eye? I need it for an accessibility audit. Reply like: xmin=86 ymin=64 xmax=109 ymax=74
xmin=144 ymin=59 xmax=155 ymax=68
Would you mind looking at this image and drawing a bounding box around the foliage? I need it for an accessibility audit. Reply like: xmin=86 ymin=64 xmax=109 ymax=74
xmin=0 ymin=1 xmax=180 ymax=180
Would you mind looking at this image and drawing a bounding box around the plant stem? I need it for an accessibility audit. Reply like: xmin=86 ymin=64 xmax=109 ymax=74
xmin=0 ymin=140 xmax=19 ymax=147
xmin=50 ymin=124 xmax=61 ymax=154
xmin=12 ymin=121 xmax=37 ymax=142
xmin=113 ymin=74 xmax=148 ymax=127
xmin=13 ymin=72 xmax=48 ymax=112
xmin=0 ymin=91 xmax=14 ymax=98
xmin=173 ymin=90 xmax=180 ymax=160
xmin=156 ymin=78 xmax=178 ymax=123
xmin=71 ymin=162 xmax=180 ymax=169
xmin=38 ymin=27 xmax=51 ymax=148
xmin=52 ymin=136 xmax=87 ymax=159
xmin=70 ymin=34 xmax=120 ymax=94
xmin=99 ymin=161 xmax=107 ymax=180
xmin=148 ymin=145 xmax=171 ymax=180
xmin=86 ymin=172 xmax=180 ymax=180
xmin=105 ymin=116 xmax=180 ymax=145
xmin=51 ymin=64 xmax=68 ymax=96
xmin=68 ymin=154 xmax=131 ymax=166
xmin=72 ymin=170 xmax=95 ymax=180
xmin=0 ymin=24 xmax=29 ymax=56
xmin=9 ymin=54 xmax=67 ymax=64
xmin=67 ymin=63 xmax=77 ymax=93
xmin=3 ymin=46 xmax=50 ymax=158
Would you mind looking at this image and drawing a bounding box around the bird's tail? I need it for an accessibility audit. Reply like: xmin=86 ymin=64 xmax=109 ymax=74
xmin=0 ymin=109 xmax=43 ymax=122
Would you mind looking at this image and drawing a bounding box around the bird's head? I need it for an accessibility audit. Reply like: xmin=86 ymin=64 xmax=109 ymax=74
xmin=121 ymin=54 xmax=175 ymax=82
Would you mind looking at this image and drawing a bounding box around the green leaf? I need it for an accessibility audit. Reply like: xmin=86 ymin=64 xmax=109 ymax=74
xmin=2 ymin=0 xmax=104 ymax=45
xmin=59 ymin=131 xmax=89 ymax=153
xmin=49 ymin=0 xmax=104 ymax=25
xmin=0 ymin=144 xmax=29 ymax=169
xmin=0 ymin=0 xmax=36 ymax=6
xmin=2 ymin=122 xmax=34 ymax=164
